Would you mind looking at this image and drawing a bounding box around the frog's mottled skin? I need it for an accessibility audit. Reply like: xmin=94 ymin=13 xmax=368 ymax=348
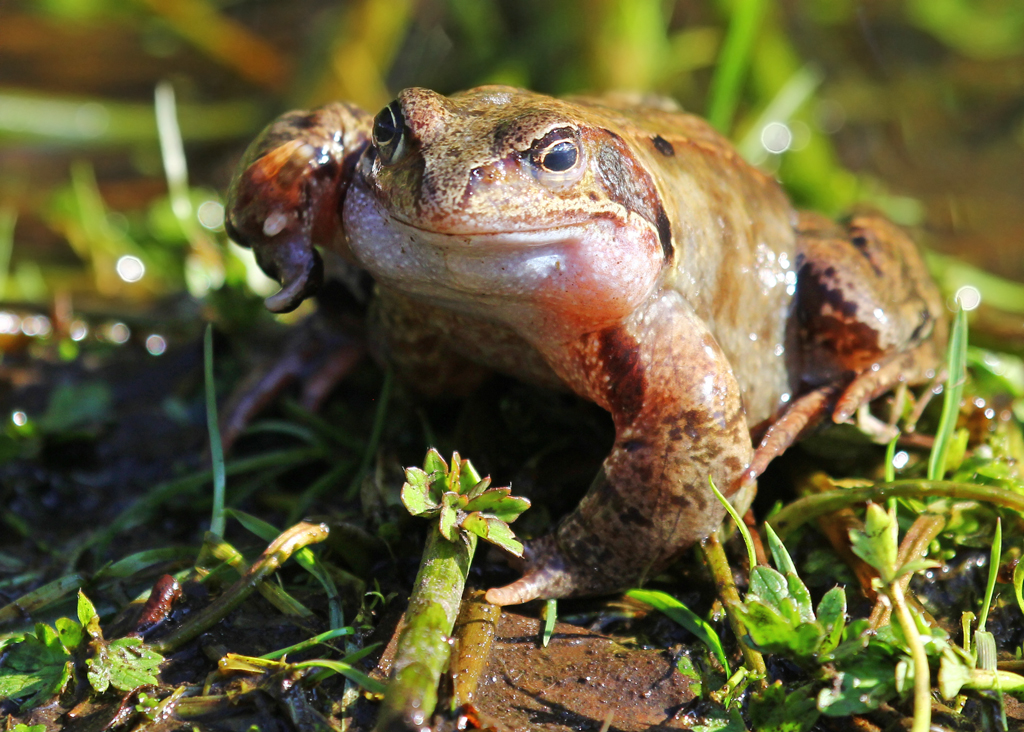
xmin=226 ymin=87 xmax=946 ymax=605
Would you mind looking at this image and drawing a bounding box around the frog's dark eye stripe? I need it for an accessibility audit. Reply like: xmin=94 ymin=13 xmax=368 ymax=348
xmin=372 ymin=101 xmax=408 ymax=165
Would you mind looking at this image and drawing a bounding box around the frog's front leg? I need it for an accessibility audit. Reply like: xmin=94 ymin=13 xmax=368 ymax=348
xmin=226 ymin=103 xmax=373 ymax=313
xmin=486 ymin=291 xmax=754 ymax=605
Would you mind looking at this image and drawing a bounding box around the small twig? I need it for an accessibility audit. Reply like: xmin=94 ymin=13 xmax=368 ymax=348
xmin=150 ymin=522 xmax=329 ymax=653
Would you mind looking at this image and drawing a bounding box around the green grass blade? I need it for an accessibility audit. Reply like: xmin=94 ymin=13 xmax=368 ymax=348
xmin=204 ymin=325 xmax=226 ymax=537
xmin=627 ymin=589 xmax=730 ymax=676
xmin=542 ymin=599 xmax=557 ymax=648
xmin=977 ymin=518 xmax=1000 ymax=633
xmin=928 ymin=305 xmax=968 ymax=480
xmin=706 ymin=0 xmax=768 ymax=133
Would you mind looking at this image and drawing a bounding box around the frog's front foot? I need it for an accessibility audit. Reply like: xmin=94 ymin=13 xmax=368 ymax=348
xmin=484 ymin=535 xmax=597 ymax=606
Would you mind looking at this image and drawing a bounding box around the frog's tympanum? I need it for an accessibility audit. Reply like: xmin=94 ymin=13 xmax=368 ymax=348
xmin=226 ymin=87 xmax=946 ymax=605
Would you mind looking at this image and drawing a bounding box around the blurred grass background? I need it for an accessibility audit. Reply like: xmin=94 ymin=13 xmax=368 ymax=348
xmin=0 ymin=0 xmax=1022 ymax=357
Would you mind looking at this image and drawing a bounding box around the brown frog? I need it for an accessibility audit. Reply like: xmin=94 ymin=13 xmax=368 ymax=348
xmin=226 ymin=87 xmax=946 ymax=605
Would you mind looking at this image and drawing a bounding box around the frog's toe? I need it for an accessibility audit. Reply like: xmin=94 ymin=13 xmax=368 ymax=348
xmin=257 ymin=239 xmax=324 ymax=313
xmin=484 ymin=535 xmax=581 ymax=606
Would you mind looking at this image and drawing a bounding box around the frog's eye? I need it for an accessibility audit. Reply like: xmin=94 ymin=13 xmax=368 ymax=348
xmin=372 ymin=101 xmax=408 ymax=166
xmin=529 ymin=128 xmax=583 ymax=182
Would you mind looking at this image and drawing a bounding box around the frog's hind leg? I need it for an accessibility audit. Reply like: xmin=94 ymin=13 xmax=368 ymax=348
xmin=746 ymin=385 xmax=840 ymax=484
xmin=831 ymin=339 xmax=946 ymax=425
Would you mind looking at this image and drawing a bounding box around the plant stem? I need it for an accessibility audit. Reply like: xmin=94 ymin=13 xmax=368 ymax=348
xmin=700 ymin=534 xmax=767 ymax=684
xmin=889 ymin=580 xmax=931 ymax=732
xmin=375 ymin=528 xmax=476 ymax=730
xmin=770 ymin=478 xmax=1024 ymax=538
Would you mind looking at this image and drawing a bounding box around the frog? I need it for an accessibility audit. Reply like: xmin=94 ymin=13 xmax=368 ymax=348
xmin=225 ymin=86 xmax=946 ymax=606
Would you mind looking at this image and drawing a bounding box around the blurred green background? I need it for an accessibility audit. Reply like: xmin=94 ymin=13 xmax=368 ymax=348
xmin=1 ymin=0 xmax=1023 ymax=355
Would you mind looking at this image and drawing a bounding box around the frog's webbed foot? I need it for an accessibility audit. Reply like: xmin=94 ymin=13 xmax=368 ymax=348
xmin=484 ymin=535 xmax=573 ymax=606
xmin=831 ymin=341 xmax=946 ymax=425
xmin=226 ymin=103 xmax=372 ymax=313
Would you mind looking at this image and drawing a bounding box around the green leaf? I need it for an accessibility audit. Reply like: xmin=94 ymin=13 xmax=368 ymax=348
xmin=292 ymin=658 xmax=386 ymax=694
xmin=438 ymin=493 xmax=459 ymax=541
xmin=0 ymin=628 xmax=74 ymax=711
xmin=628 ymin=589 xmax=730 ymax=676
xmin=36 ymin=381 xmax=112 ymax=433
xmin=101 ymin=638 xmax=163 ymax=691
xmin=749 ymin=566 xmax=790 ymax=609
xmin=460 ymin=511 xmax=488 ymax=537
xmin=816 ymin=587 xmax=847 ymax=654
xmin=734 ymin=600 xmax=824 ymax=661
xmin=784 ymin=572 xmax=815 ymax=624
xmin=817 ymin=652 xmax=899 ymax=716
xmin=446 ymin=451 xmax=462 ymax=493
xmin=77 ymin=589 xmax=99 ymax=634
xmin=542 ymin=599 xmax=557 ymax=648
xmin=765 ymin=523 xmax=797 ymax=576
xmin=480 ymin=517 xmax=524 ymax=556
xmin=849 ymin=503 xmax=899 ymax=584
xmin=464 ymin=477 xmax=491 ymax=499
xmin=749 ymin=682 xmax=819 ymax=732
xmin=54 ymin=616 xmax=83 ymax=651
xmin=423 ymin=448 xmax=448 ymax=477
xmin=401 ymin=467 xmax=439 ymax=516
xmin=463 ymin=488 xmax=531 ymax=522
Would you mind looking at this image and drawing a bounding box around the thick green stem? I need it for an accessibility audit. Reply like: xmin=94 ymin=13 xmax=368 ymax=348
xmin=375 ymin=528 xmax=476 ymax=731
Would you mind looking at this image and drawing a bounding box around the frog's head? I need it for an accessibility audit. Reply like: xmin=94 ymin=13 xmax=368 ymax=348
xmin=352 ymin=87 xmax=670 ymax=333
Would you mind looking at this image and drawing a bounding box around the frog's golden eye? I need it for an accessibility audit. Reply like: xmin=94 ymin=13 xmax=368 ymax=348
xmin=372 ymin=101 xmax=408 ymax=166
xmin=529 ymin=128 xmax=583 ymax=182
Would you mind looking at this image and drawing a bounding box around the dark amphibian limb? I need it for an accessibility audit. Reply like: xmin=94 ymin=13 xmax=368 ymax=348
xmin=486 ymin=291 xmax=753 ymax=604
xmin=225 ymin=103 xmax=372 ymax=312
xmin=746 ymin=211 xmax=949 ymax=480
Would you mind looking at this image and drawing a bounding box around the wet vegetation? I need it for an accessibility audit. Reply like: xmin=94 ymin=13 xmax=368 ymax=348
xmin=2 ymin=1 xmax=1024 ymax=730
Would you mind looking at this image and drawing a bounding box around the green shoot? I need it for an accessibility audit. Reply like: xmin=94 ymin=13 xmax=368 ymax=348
xmin=928 ymin=305 xmax=968 ymax=480
xmin=204 ymin=324 xmax=226 ymax=537
xmin=711 ymin=477 xmax=756 ymax=571
xmin=628 ymin=589 xmax=731 ymax=676
xmin=542 ymin=599 xmax=557 ymax=648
